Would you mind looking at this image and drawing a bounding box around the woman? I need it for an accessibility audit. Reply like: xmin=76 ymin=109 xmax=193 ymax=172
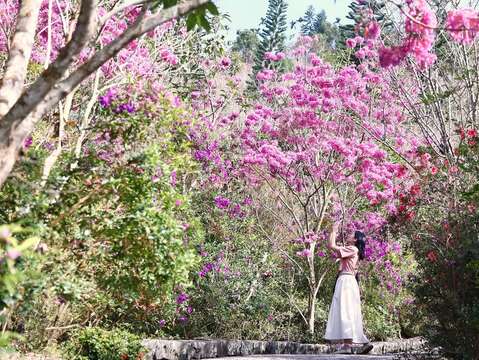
xmin=324 ymin=221 xmax=373 ymax=354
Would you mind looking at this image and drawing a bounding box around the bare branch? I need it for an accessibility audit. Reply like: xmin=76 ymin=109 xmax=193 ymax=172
xmin=99 ymin=0 xmax=148 ymax=27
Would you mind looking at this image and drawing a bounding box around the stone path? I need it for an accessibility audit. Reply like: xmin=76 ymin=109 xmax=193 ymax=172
xmin=143 ymin=338 xmax=426 ymax=360
xmin=207 ymin=355 xmax=394 ymax=360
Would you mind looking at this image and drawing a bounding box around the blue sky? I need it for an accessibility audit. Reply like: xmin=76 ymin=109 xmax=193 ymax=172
xmin=215 ymin=0 xmax=352 ymax=42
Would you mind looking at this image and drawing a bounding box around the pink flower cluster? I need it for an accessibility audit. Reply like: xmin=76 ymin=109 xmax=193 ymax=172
xmin=0 ymin=1 xmax=176 ymax=80
xmin=160 ymin=47 xmax=179 ymax=66
xmin=191 ymin=43 xmax=420 ymax=247
xmin=446 ymin=8 xmax=479 ymax=44
xmin=374 ymin=2 xmax=479 ymax=68
xmin=264 ymin=51 xmax=285 ymax=62
xmin=379 ymin=0 xmax=437 ymax=68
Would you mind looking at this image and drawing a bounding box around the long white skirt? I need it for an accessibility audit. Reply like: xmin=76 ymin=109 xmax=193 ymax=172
xmin=324 ymin=274 xmax=369 ymax=344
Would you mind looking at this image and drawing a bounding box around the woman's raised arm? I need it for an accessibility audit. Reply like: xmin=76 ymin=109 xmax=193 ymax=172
xmin=328 ymin=221 xmax=341 ymax=252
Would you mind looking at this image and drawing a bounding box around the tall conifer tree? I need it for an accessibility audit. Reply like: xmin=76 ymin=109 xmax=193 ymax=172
xmin=339 ymin=0 xmax=387 ymax=41
xmin=252 ymin=0 xmax=288 ymax=79
xmin=300 ymin=5 xmax=316 ymax=36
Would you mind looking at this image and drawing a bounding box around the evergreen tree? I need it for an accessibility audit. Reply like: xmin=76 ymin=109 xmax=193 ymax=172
xmin=297 ymin=7 xmax=340 ymax=49
xmin=339 ymin=0 xmax=387 ymax=42
xmin=312 ymin=10 xmax=327 ymax=35
xmin=252 ymin=0 xmax=288 ymax=78
xmin=300 ymin=5 xmax=316 ymax=36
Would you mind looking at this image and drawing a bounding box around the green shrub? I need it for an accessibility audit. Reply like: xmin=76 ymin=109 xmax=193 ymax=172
xmin=64 ymin=327 xmax=145 ymax=360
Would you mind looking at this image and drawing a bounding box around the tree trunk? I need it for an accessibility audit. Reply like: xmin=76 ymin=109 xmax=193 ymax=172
xmin=0 ymin=0 xmax=42 ymax=117
xmin=308 ymin=289 xmax=316 ymax=334
xmin=0 ymin=113 xmax=35 ymax=186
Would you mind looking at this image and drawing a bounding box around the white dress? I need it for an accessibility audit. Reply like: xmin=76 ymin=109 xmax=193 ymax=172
xmin=324 ymin=246 xmax=369 ymax=344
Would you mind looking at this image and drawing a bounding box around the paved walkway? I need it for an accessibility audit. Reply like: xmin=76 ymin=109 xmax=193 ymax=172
xmin=207 ymin=355 xmax=394 ymax=360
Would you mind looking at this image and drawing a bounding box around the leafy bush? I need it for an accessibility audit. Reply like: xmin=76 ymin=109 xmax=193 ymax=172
xmin=0 ymin=224 xmax=40 ymax=348
xmin=4 ymin=97 xmax=204 ymax=346
xmin=395 ymin=141 xmax=479 ymax=359
xmin=64 ymin=327 xmax=145 ymax=360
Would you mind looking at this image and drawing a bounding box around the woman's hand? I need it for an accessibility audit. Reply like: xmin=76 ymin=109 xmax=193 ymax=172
xmin=332 ymin=221 xmax=340 ymax=233
xmin=328 ymin=220 xmax=341 ymax=251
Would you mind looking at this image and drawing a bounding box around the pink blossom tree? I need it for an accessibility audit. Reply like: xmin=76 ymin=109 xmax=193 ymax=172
xmin=192 ymin=37 xmax=421 ymax=334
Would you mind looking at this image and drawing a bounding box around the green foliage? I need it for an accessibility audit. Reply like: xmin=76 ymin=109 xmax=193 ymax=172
xmin=231 ymin=29 xmax=259 ymax=63
xmin=64 ymin=327 xmax=145 ymax=360
xmin=410 ymin=216 xmax=479 ymax=359
xmin=396 ymin=143 xmax=479 ymax=359
xmin=2 ymin=94 xmax=204 ymax=347
xmin=300 ymin=6 xmax=316 ymax=36
xmin=185 ymin=211 xmax=306 ymax=340
xmin=298 ymin=6 xmax=341 ymax=48
xmin=185 ymin=2 xmax=220 ymax=32
xmin=252 ymin=0 xmax=288 ymax=78
xmin=0 ymin=224 xmax=40 ymax=348
xmin=153 ymin=0 xmax=219 ymax=33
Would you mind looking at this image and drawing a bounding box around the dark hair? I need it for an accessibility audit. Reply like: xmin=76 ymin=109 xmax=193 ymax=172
xmin=354 ymin=231 xmax=366 ymax=260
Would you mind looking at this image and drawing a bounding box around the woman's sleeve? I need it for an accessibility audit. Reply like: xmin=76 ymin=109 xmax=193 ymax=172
xmin=338 ymin=246 xmax=357 ymax=258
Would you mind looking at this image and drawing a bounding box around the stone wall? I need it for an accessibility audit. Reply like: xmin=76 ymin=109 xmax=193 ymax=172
xmin=142 ymin=337 xmax=427 ymax=360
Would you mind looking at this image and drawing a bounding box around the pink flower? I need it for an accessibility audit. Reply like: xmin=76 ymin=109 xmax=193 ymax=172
xmin=364 ymin=21 xmax=381 ymax=40
xmin=296 ymin=249 xmax=311 ymax=257
xmin=379 ymin=46 xmax=407 ymax=68
xmin=264 ymin=51 xmax=285 ymax=62
xmin=467 ymin=128 xmax=478 ymax=138
xmin=220 ymin=56 xmax=231 ymax=68
xmin=6 ymin=249 xmax=21 ymax=260
xmin=346 ymin=38 xmax=357 ymax=48
xmin=256 ymin=69 xmax=275 ymax=81
xmin=0 ymin=227 xmax=11 ymax=240
xmin=170 ymin=171 xmax=177 ymax=187
xmin=426 ymin=250 xmax=438 ymax=262
xmin=379 ymin=0 xmax=437 ymax=68
xmin=160 ymin=48 xmax=178 ymax=65
xmin=446 ymin=9 xmax=479 ymax=44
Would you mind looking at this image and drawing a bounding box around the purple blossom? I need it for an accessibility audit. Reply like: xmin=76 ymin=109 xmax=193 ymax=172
xmin=43 ymin=142 xmax=55 ymax=151
xmin=152 ymin=168 xmax=162 ymax=183
xmin=124 ymin=102 xmax=135 ymax=113
xmin=98 ymin=88 xmax=117 ymax=108
xmin=392 ymin=242 xmax=401 ymax=253
xmin=214 ymin=196 xmax=230 ymax=209
xmin=242 ymin=197 xmax=253 ymax=206
xmin=220 ymin=56 xmax=232 ymax=68
xmin=23 ymin=137 xmax=33 ymax=150
xmin=170 ymin=171 xmax=177 ymax=187
xmin=198 ymin=262 xmax=214 ymax=277
xmin=159 ymin=319 xmax=166 ymax=327
xmin=176 ymin=292 xmax=188 ymax=304
xmin=114 ymin=102 xmax=136 ymax=113
xmin=296 ymin=249 xmax=311 ymax=257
